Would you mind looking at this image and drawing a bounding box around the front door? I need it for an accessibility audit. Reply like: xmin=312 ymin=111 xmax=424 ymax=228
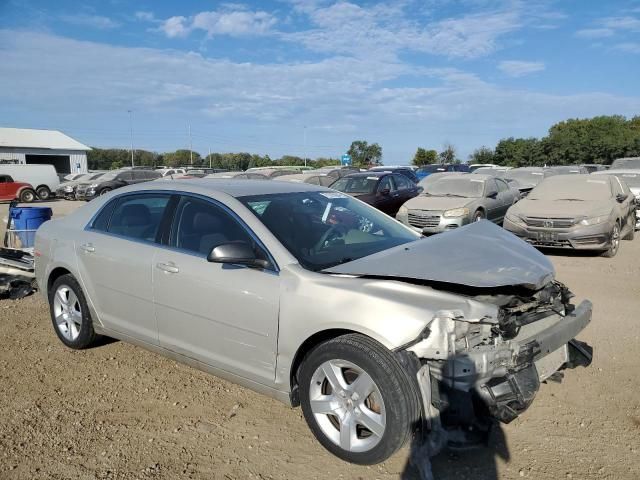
xmin=74 ymin=193 xmax=172 ymax=344
xmin=153 ymin=195 xmax=280 ymax=384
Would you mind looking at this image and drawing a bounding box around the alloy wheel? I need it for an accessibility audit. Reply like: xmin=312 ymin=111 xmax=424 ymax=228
xmin=53 ymin=285 xmax=82 ymax=341
xmin=309 ymin=359 xmax=386 ymax=453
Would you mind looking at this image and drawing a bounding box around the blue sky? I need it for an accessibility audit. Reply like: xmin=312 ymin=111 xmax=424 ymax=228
xmin=1 ymin=0 xmax=639 ymax=162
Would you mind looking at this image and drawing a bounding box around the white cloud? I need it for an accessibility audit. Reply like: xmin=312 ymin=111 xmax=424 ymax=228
xmin=575 ymin=28 xmax=614 ymax=39
xmin=1 ymin=30 xmax=639 ymax=158
xmin=135 ymin=11 xmax=156 ymax=22
xmin=59 ymin=14 xmax=119 ymax=30
xmin=161 ymin=16 xmax=190 ymax=38
xmin=614 ymin=42 xmax=640 ymax=54
xmin=602 ymin=16 xmax=640 ymax=31
xmin=159 ymin=8 xmax=277 ymax=39
xmin=498 ymin=60 xmax=545 ymax=77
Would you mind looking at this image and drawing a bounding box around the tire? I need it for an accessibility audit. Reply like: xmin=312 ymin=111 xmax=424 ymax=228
xmin=473 ymin=209 xmax=485 ymax=222
xmin=19 ymin=189 xmax=36 ymax=203
xmin=602 ymin=222 xmax=621 ymax=258
xmin=298 ymin=334 xmax=420 ymax=465
xmin=36 ymin=186 xmax=51 ymax=201
xmin=99 ymin=187 xmax=111 ymax=196
xmin=623 ymin=213 xmax=635 ymax=240
xmin=48 ymin=274 xmax=98 ymax=349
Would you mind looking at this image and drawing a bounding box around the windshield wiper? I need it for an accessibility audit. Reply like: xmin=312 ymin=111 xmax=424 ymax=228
xmin=442 ymin=193 xmax=468 ymax=198
xmin=555 ymin=198 xmax=584 ymax=201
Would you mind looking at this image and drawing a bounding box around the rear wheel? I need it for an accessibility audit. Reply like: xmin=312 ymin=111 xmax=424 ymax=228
xmin=48 ymin=274 xmax=98 ymax=349
xmin=473 ymin=209 xmax=485 ymax=222
xmin=36 ymin=186 xmax=51 ymax=201
xmin=602 ymin=222 xmax=621 ymax=257
xmin=19 ymin=189 xmax=36 ymax=203
xmin=99 ymin=187 xmax=111 ymax=196
xmin=298 ymin=334 xmax=420 ymax=465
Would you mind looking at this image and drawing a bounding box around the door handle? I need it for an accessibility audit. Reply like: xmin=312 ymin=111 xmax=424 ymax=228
xmin=156 ymin=262 xmax=179 ymax=274
xmin=80 ymin=243 xmax=95 ymax=253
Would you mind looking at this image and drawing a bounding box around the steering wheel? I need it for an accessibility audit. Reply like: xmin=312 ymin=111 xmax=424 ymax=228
xmin=313 ymin=225 xmax=346 ymax=252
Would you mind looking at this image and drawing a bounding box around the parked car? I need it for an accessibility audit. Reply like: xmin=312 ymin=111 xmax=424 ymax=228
xmin=417 ymin=171 xmax=467 ymax=190
xmin=503 ymin=167 xmax=558 ymax=196
xmin=610 ymin=157 xmax=640 ymax=170
xmin=205 ymin=171 xmax=269 ymax=180
xmin=276 ymin=172 xmax=335 ymax=187
xmin=472 ymin=166 xmax=512 ymax=177
xmin=581 ymin=164 xmax=608 ymax=173
xmin=468 ymin=163 xmax=499 ymax=172
xmin=592 ymin=169 xmax=640 ymax=229
xmin=35 ymin=179 xmax=593 ymax=465
xmin=156 ymin=168 xmax=186 ymax=177
xmin=547 ymin=165 xmax=589 ymax=175
xmin=63 ymin=173 xmax=88 ymax=182
xmin=0 ymin=164 xmax=60 ymax=200
xmin=415 ymin=163 xmax=469 ymax=180
xmin=396 ymin=174 xmax=519 ymax=234
xmin=0 ymin=174 xmax=37 ymax=202
xmin=56 ymin=172 xmax=106 ymax=200
xmin=313 ymin=166 xmax=361 ymax=179
xmin=246 ymin=166 xmax=314 ymax=173
xmin=75 ymin=169 xmax=162 ymax=200
xmin=368 ymin=166 xmax=420 ymax=184
xmin=504 ymin=175 xmax=636 ymax=257
xmin=185 ymin=168 xmax=228 ymax=178
xmin=243 ymin=168 xmax=301 ymax=178
xmin=330 ymin=172 xmax=420 ymax=216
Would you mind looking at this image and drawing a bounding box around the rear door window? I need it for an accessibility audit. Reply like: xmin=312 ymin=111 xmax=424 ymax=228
xmin=105 ymin=194 xmax=171 ymax=242
xmin=393 ymin=174 xmax=411 ymax=190
xmin=495 ymin=178 xmax=509 ymax=192
xmin=378 ymin=176 xmax=395 ymax=193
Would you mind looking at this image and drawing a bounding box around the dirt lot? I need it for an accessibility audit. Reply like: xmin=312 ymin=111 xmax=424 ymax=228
xmin=0 ymin=200 xmax=639 ymax=479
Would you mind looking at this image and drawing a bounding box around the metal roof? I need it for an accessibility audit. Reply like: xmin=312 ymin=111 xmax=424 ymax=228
xmin=0 ymin=128 xmax=91 ymax=151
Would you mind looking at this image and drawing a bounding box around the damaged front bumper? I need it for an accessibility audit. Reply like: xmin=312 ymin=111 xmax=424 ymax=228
xmin=406 ymin=298 xmax=593 ymax=447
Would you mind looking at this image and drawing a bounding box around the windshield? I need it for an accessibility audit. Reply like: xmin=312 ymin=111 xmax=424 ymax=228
xmin=611 ymin=158 xmax=640 ymax=169
xmin=417 ymin=165 xmax=447 ymax=174
xmin=613 ymin=173 xmax=640 ymax=189
xmin=424 ymin=177 xmax=484 ymax=198
xmin=239 ymin=191 xmax=418 ymax=271
xmin=89 ymin=172 xmax=105 ymax=180
xmin=330 ymin=176 xmax=378 ymax=194
xmin=505 ymin=170 xmax=545 ymax=186
xmin=529 ymin=177 xmax=612 ymax=201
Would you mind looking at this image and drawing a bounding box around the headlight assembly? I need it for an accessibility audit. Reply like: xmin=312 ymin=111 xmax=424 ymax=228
xmin=579 ymin=215 xmax=608 ymax=226
xmin=506 ymin=212 xmax=524 ymax=224
xmin=443 ymin=207 xmax=469 ymax=218
xmin=397 ymin=205 xmax=409 ymax=218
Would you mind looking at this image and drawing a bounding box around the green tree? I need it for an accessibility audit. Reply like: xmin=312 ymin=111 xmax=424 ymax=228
xmin=163 ymin=149 xmax=201 ymax=167
xmin=494 ymin=137 xmax=546 ymax=167
xmin=412 ymin=148 xmax=438 ymax=166
xmin=468 ymin=146 xmax=495 ymax=164
xmin=438 ymin=143 xmax=458 ymax=163
xmin=347 ymin=140 xmax=382 ymax=167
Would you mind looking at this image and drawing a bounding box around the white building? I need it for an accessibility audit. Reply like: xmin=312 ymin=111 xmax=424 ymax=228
xmin=0 ymin=127 xmax=90 ymax=174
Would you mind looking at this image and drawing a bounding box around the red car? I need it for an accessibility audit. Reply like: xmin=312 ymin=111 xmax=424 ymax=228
xmin=0 ymin=174 xmax=37 ymax=202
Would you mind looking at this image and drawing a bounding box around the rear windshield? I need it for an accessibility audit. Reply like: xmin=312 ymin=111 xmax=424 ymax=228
xmin=424 ymin=177 xmax=484 ymax=198
xmin=529 ymin=177 xmax=612 ymax=201
xmin=505 ymin=170 xmax=546 ymax=186
xmin=611 ymin=158 xmax=640 ymax=169
xmin=613 ymin=173 xmax=640 ymax=188
xmin=417 ymin=165 xmax=448 ymax=174
xmin=330 ymin=176 xmax=378 ymax=194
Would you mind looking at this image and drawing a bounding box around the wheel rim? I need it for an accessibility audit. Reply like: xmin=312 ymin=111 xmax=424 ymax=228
xmin=309 ymin=359 xmax=386 ymax=453
xmin=53 ymin=285 xmax=82 ymax=341
xmin=23 ymin=192 xmax=34 ymax=202
xmin=475 ymin=211 xmax=484 ymax=221
xmin=611 ymin=224 xmax=620 ymax=254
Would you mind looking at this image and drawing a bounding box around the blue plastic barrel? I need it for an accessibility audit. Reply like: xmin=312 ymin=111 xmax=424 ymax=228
xmin=9 ymin=206 xmax=53 ymax=248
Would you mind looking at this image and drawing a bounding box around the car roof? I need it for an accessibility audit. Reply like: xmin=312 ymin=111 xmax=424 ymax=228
xmin=344 ymin=171 xmax=388 ymax=178
xmin=592 ymin=169 xmax=639 ymax=175
xmin=276 ymin=172 xmax=328 ymax=181
xmin=130 ymin=178 xmax=328 ymax=197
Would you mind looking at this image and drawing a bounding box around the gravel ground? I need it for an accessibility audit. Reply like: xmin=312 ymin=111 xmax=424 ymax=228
xmin=0 ymin=200 xmax=639 ymax=479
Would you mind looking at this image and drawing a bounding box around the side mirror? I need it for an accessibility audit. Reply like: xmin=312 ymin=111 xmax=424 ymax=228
xmin=616 ymin=193 xmax=628 ymax=203
xmin=379 ymin=188 xmax=391 ymax=196
xmin=207 ymin=242 xmax=270 ymax=269
xmin=487 ymin=190 xmax=498 ymax=199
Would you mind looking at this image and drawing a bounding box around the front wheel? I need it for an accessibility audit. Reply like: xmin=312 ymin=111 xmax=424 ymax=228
xmin=298 ymin=334 xmax=420 ymax=465
xmin=36 ymin=186 xmax=51 ymax=200
xmin=602 ymin=222 xmax=621 ymax=257
xmin=473 ymin=209 xmax=485 ymax=222
xmin=99 ymin=187 xmax=112 ymax=196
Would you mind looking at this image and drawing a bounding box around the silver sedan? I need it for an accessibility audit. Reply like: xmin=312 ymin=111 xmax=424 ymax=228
xmin=35 ymin=179 xmax=592 ymax=465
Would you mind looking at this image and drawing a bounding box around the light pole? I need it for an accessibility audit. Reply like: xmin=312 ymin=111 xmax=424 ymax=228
xmin=303 ymin=125 xmax=307 ymax=167
xmin=127 ymin=110 xmax=134 ymax=167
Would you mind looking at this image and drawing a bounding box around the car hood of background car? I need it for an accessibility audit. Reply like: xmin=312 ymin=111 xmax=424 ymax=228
xmin=509 ymin=198 xmax=611 ymax=218
xmin=404 ymin=195 xmax=474 ymax=211
xmin=324 ymin=220 xmax=555 ymax=290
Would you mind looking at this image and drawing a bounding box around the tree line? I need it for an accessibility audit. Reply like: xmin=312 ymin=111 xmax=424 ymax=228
xmin=88 ymin=115 xmax=640 ymax=171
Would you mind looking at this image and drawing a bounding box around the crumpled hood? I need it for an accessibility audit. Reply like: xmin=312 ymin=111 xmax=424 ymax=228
xmin=324 ymin=220 xmax=555 ymax=290
xmin=404 ymin=195 xmax=471 ymax=211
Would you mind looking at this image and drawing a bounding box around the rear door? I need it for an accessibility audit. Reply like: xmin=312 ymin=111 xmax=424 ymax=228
xmin=74 ymin=192 xmax=173 ymax=344
xmin=612 ymin=176 xmax=635 ymax=235
xmin=375 ymin=175 xmax=398 ymax=215
xmin=483 ymin=178 xmax=502 ymax=221
xmin=393 ymin=174 xmax=419 ymax=206
xmin=494 ymin=178 xmax=513 ymax=221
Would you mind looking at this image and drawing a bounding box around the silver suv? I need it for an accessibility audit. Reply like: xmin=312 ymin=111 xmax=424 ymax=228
xmin=35 ymin=180 xmax=592 ymax=465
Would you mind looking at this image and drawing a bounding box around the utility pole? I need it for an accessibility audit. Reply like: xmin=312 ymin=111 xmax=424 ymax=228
xmin=208 ymin=146 xmax=212 ymax=168
xmin=128 ymin=110 xmax=134 ymax=167
xmin=189 ymin=124 xmax=193 ymax=166
xmin=303 ymin=125 xmax=307 ymax=167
